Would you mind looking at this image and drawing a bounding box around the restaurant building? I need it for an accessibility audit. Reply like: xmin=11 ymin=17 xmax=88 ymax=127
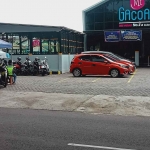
xmin=83 ymin=0 xmax=150 ymax=66
xmin=0 ymin=23 xmax=84 ymax=73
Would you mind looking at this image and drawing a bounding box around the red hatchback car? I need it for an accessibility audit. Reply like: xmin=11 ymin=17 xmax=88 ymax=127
xmin=70 ymin=54 xmax=129 ymax=78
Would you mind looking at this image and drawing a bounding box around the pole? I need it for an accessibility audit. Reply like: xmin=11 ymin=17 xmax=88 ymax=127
xmin=11 ymin=48 xmax=12 ymax=60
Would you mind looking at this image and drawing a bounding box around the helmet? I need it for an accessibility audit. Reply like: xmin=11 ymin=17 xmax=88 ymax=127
xmin=26 ymin=57 xmax=29 ymax=60
xmin=35 ymin=57 xmax=38 ymax=61
xmin=4 ymin=60 xmax=7 ymax=65
xmin=8 ymin=60 xmax=12 ymax=65
xmin=17 ymin=57 xmax=21 ymax=61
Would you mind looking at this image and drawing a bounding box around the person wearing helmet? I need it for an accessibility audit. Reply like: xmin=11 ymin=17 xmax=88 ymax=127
xmin=17 ymin=57 xmax=22 ymax=66
xmin=24 ymin=57 xmax=30 ymax=66
xmin=6 ymin=60 xmax=17 ymax=84
xmin=32 ymin=57 xmax=39 ymax=74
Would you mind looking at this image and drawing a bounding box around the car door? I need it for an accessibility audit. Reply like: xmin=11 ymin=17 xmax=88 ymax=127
xmin=91 ymin=55 xmax=110 ymax=75
xmin=79 ymin=55 xmax=93 ymax=74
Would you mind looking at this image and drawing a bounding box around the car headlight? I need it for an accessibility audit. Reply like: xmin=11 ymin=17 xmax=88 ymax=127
xmin=119 ymin=64 xmax=127 ymax=68
xmin=128 ymin=64 xmax=133 ymax=67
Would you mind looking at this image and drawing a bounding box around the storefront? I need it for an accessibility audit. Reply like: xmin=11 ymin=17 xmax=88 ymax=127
xmin=83 ymin=0 xmax=150 ymax=66
xmin=0 ymin=23 xmax=84 ymax=73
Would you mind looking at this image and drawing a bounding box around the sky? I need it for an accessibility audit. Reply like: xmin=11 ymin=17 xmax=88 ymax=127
xmin=0 ymin=0 xmax=101 ymax=32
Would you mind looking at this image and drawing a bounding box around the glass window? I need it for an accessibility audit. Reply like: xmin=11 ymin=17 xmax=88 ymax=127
xmin=1 ymin=34 xmax=7 ymax=41
xmin=95 ymin=13 xmax=104 ymax=22
xmin=95 ymin=23 xmax=104 ymax=30
xmin=49 ymin=41 xmax=55 ymax=53
xmin=21 ymin=36 xmax=30 ymax=54
xmin=114 ymin=22 xmax=119 ymax=29
xmin=86 ymin=23 xmax=94 ymax=30
xmin=114 ymin=0 xmax=123 ymax=12
xmin=123 ymin=0 xmax=131 ymax=10
xmin=105 ymin=22 xmax=114 ymax=29
xmin=105 ymin=1 xmax=113 ymax=12
xmin=105 ymin=12 xmax=113 ymax=22
xmin=56 ymin=41 xmax=60 ymax=53
xmin=114 ymin=12 xmax=118 ymax=22
xmin=86 ymin=13 xmax=94 ymax=24
xmin=42 ymin=39 xmax=49 ymax=54
xmin=91 ymin=55 xmax=106 ymax=62
xmin=13 ymin=35 xmax=20 ymax=54
xmin=32 ymin=37 xmax=40 ymax=54
xmin=7 ymin=35 xmax=13 ymax=54
xmin=79 ymin=55 xmax=91 ymax=61
xmin=94 ymin=5 xmax=104 ymax=13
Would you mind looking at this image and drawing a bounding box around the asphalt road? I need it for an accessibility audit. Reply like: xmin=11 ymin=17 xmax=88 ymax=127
xmin=0 ymin=108 xmax=150 ymax=150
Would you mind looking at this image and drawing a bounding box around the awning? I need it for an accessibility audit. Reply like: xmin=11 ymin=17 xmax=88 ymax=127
xmin=0 ymin=39 xmax=12 ymax=49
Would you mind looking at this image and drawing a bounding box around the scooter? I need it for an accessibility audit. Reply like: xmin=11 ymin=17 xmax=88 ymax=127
xmin=0 ymin=66 xmax=7 ymax=87
xmin=39 ymin=57 xmax=50 ymax=76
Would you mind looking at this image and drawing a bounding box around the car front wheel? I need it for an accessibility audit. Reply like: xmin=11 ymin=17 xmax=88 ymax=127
xmin=73 ymin=68 xmax=81 ymax=77
xmin=110 ymin=69 xmax=119 ymax=78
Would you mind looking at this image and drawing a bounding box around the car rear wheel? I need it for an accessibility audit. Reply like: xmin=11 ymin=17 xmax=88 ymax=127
xmin=110 ymin=69 xmax=119 ymax=78
xmin=73 ymin=68 xmax=81 ymax=77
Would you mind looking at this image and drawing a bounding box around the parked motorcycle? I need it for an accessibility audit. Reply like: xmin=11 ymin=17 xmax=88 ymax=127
xmin=39 ymin=57 xmax=50 ymax=76
xmin=0 ymin=59 xmax=7 ymax=87
xmin=24 ymin=57 xmax=34 ymax=75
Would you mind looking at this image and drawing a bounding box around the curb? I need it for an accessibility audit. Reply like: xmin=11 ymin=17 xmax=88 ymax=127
xmin=50 ymin=71 xmax=62 ymax=75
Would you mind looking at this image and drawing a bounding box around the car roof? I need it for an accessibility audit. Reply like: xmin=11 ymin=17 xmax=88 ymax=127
xmin=81 ymin=51 xmax=112 ymax=54
xmin=77 ymin=53 xmax=105 ymax=57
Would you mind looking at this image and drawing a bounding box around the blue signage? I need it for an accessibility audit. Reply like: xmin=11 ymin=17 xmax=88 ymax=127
xmin=104 ymin=31 xmax=120 ymax=42
xmin=118 ymin=0 xmax=150 ymax=28
xmin=119 ymin=7 xmax=150 ymax=22
xmin=121 ymin=30 xmax=142 ymax=41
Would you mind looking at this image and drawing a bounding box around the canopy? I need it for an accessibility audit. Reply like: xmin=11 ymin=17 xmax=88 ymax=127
xmin=0 ymin=39 xmax=12 ymax=49
xmin=0 ymin=50 xmax=10 ymax=58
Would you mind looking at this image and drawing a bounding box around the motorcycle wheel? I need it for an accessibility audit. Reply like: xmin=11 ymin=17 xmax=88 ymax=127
xmin=42 ymin=72 xmax=45 ymax=76
xmin=3 ymin=78 xmax=7 ymax=87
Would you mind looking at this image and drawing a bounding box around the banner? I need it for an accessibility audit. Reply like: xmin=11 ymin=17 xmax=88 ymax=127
xmin=121 ymin=30 xmax=142 ymax=41
xmin=104 ymin=31 xmax=120 ymax=42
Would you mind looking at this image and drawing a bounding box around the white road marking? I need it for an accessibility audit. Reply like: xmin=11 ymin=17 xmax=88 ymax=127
xmin=57 ymin=78 xmax=68 ymax=83
xmin=128 ymin=69 xmax=137 ymax=83
xmin=68 ymin=143 xmax=136 ymax=150
xmin=92 ymin=78 xmax=100 ymax=83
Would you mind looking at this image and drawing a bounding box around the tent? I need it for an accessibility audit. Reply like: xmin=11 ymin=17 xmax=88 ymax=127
xmin=0 ymin=39 xmax=12 ymax=49
xmin=0 ymin=50 xmax=10 ymax=59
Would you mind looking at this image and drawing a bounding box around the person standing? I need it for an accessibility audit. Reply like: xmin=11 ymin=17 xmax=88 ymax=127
xmin=6 ymin=60 xmax=17 ymax=84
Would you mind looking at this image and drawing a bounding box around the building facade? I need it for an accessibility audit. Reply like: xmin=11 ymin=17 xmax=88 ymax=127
xmin=83 ymin=0 xmax=150 ymax=66
xmin=0 ymin=23 xmax=84 ymax=73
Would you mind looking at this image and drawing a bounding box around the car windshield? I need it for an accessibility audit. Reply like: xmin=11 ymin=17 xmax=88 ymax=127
xmin=105 ymin=54 xmax=121 ymax=60
xmin=104 ymin=54 xmax=120 ymax=61
xmin=114 ymin=54 xmax=126 ymax=59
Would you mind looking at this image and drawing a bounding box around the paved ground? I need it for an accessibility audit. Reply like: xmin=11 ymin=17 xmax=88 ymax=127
xmin=0 ymin=68 xmax=150 ymax=116
xmin=1 ymin=68 xmax=150 ymax=96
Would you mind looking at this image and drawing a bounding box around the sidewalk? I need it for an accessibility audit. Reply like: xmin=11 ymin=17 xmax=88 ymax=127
xmin=0 ymin=91 xmax=150 ymax=116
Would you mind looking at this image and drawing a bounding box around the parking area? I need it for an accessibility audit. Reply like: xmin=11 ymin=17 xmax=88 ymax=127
xmin=1 ymin=68 xmax=150 ymax=96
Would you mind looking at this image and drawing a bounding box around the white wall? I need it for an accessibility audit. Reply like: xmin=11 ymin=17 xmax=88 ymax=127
xmin=61 ymin=54 xmax=75 ymax=73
